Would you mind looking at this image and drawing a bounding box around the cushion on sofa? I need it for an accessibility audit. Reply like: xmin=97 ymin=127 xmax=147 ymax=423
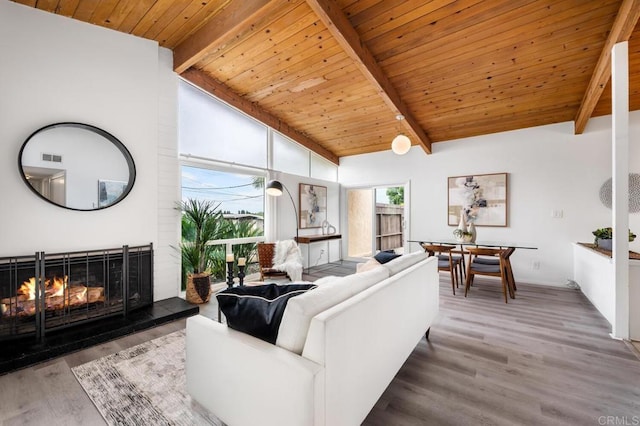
xmin=383 ymin=250 xmax=427 ymax=276
xmin=337 ymin=266 xmax=389 ymax=295
xmin=373 ymin=250 xmax=401 ymax=264
xmin=276 ymin=266 xmax=390 ymax=354
xmin=356 ymin=258 xmax=381 ymax=273
xmin=217 ymin=283 xmax=316 ymax=344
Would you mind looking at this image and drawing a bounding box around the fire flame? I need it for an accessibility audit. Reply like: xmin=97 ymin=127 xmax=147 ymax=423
xmin=4 ymin=276 xmax=103 ymax=318
xmin=18 ymin=276 xmax=69 ymax=300
xmin=49 ymin=276 xmax=66 ymax=297
xmin=19 ymin=277 xmax=37 ymax=300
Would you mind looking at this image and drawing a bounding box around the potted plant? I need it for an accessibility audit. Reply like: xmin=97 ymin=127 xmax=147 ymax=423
xmin=180 ymin=199 xmax=227 ymax=304
xmin=592 ymin=227 xmax=636 ymax=251
xmin=453 ymin=228 xmax=474 ymax=243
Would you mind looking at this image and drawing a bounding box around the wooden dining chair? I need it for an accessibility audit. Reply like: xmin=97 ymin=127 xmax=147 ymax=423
xmin=464 ymin=247 xmax=513 ymax=303
xmin=421 ymin=243 xmax=461 ymax=295
xmin=449 ymin=245 xmax=467 ymax=281
xmin=471 ymin=247 xmax=517 ymax=291
xmin=257 ymin=242 xmax=288 ymax=281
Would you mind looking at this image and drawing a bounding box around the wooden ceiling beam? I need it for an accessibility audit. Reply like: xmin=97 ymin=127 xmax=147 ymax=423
xmin=173 ymin=0 xmax=273 ymax=74
xmin=574 ymin=0 xmax=640 ymax=134
xmin=181 ymin=69 xmax=340 ymax=165
xmin=305 ymin=0 xmax=432 ymax=154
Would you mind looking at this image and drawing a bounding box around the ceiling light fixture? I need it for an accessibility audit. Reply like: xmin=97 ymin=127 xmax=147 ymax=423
xmin=391 ymin=114 xmax=411 ymax=155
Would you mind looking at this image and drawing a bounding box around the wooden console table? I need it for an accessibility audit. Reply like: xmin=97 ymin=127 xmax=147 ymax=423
xmin=295 ymin=234 xmax=342 ymax=270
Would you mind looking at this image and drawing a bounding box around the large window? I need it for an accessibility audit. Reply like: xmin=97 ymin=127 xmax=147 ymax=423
xmin=178 ymin=78 xmax=340 ymax=284
xmin=178 ymin=79 xmax=338 ymax=182
xmin=180 ymin=165 xmax=265 ymax=284
xmin=273 ymin=131 xmax=310 ymax=177
xmin=179 ymin=82 xmax=267 ymax=168
xmin=182 ymin=166 xmax=265 ymax=224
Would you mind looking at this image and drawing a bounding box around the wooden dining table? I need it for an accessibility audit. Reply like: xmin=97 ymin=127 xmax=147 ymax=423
xmin=408 ymin=239 xmax=538 ymax=299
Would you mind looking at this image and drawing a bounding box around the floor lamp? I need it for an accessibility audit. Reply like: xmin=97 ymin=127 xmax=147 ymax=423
xmin=266 ymin=179 xmax=299 ymax=243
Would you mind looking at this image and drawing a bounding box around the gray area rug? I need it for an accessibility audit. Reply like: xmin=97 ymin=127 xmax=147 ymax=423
xmin=72 ymin=329 xmax=222 ymax=426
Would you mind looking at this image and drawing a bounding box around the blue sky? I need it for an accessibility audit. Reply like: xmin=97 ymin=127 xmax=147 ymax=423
xmin=376 ymin=188 xmax=389 ymax=204
xmin=181 ymin=166 xmax=264 ymax=214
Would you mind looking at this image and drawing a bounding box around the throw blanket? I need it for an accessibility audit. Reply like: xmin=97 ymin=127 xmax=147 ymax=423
xmin=217 ymin=284 xmax=316 ymax=343
xmin=272 ymin=239 xmax=303 ymax=281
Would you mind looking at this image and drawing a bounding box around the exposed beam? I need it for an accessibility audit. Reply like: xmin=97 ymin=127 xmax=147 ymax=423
xmin=181 ymin=69 xmax=340 ymax=165
xmin=304 ymin=0 xmax=432 ymax=154
xmin=173 ymin=0 xmax=273 ymax=74
xmin=574 ymin=0 xmax=640 ymax=134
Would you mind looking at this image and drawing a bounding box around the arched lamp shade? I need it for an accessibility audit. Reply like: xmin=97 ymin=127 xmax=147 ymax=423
xmin=266 ymin=180 xmax=283 ymax=196
xmin=391 ymin=134 xmax=411 ymax=155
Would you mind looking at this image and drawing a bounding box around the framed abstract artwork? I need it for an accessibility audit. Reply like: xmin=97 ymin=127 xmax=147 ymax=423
xmin=299 ymin=183 xmax=327 ymax=229
xmin=447 ymin=173 xmax=508 ymax=227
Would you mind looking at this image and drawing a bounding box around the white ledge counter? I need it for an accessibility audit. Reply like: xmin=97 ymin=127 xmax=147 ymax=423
xmin=573 ymin=243 xmax=640 ymax=340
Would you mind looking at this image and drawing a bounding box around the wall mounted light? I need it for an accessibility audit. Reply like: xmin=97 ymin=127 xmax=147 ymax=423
xmin=391 ymin=114 xmax=411 ymax=155
xmin=266 ymin=179 xmax=299 ymax=242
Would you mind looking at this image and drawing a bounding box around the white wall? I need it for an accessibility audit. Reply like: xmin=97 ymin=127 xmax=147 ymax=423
xmin=0 ymin=1 xmax=180 ymax=300
xmin=156 ymin=48 xmax=182 ymax=301
xmin=269 ymin=172 xmax=341 ymax=268
xmin=339 ymin=113 xmax=640 ymax=286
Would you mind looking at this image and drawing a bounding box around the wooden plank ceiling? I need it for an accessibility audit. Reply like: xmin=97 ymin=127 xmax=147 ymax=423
xmin=13 ymin=0 xmax=640 ymax=163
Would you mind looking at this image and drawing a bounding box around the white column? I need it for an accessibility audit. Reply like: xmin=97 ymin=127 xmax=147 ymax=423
xmin=612 ymin=41 xmax=630 ymax=339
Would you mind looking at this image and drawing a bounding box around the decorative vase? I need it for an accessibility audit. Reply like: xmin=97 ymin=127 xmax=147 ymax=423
xmin=597 ymin=238 xmax=612 ymax=251
xmin=457 ymin=211 xmax=467 ymax=231
xmin=186 ymin=272 xmax=211 ymax=304
xmin=467 ymin=222 xmax=476 ymax=242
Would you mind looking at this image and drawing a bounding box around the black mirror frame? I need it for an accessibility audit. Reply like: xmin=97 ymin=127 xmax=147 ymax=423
xmin=18 ymin=122 xmax=136 ymax=211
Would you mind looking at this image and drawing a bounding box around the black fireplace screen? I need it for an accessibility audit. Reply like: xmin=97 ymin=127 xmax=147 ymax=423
xmin=0 ymin=244 xmax=153 ymax=341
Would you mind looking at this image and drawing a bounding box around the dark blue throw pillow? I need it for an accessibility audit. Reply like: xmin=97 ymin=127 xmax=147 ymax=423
xmin=217 ymin=283 xmax=316 ymax=344
xmin=374 ymin=250 xmax=401 ymax=264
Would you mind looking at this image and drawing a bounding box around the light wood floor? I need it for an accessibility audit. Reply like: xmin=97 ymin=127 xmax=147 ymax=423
xmin=364 ymin=276 xmax=640 ymax=425
xmin=1 ymin=263 xmax=639 ymax=426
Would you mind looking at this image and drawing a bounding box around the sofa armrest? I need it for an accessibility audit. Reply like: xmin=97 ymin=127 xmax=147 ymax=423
xmin=302 ymin=256 xmax=438 ymax=426
xmin=186 ymin=315 xmax=324 ymax=426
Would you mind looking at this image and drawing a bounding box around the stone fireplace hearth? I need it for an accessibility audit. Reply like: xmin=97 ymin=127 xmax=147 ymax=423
xmin=0 ymin=245 xmax=153 ymax=341
xmin=0 ymin=244 xmax=198 ymax=374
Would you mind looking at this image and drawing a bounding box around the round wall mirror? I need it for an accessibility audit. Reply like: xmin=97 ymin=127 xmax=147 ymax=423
xmin=18 ymin=122 xmax=136 ymax=211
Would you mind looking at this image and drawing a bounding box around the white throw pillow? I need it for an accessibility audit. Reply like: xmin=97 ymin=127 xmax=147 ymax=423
xmin=383 ymin=250 xmax=427 ymax=276
xmin=276 ymin=266 xmax=389 ymax=354
xmin=356 ymin=258 xmax=381 ymax=273
xmin=338 ymin=266 xmax=389 ymax=295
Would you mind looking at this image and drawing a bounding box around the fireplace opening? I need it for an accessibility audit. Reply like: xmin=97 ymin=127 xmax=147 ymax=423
xmin=0 ymin=244 xmax=153 ymax=341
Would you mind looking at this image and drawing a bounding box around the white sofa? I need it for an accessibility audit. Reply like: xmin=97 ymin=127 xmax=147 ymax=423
xmin=186 ymin=251 xmax=439 ymax=426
